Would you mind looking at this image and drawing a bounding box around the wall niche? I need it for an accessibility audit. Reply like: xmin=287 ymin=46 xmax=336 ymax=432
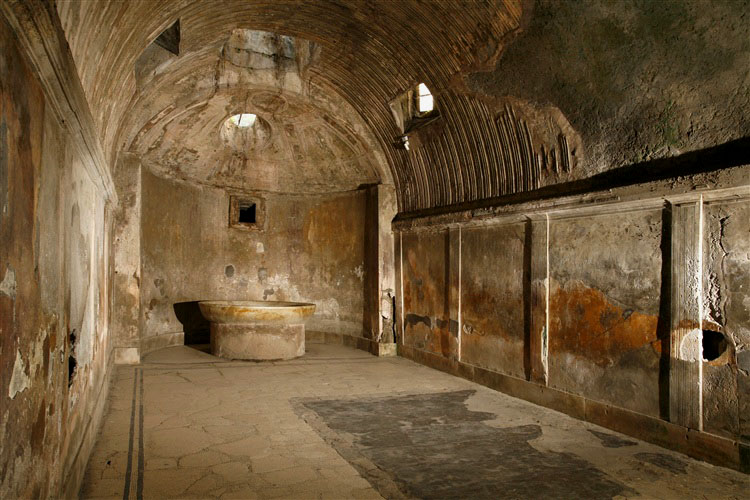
xmin=229 ymin=194 xmax=265 ymax=230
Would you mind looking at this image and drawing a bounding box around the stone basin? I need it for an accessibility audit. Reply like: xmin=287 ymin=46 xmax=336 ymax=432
xmin=198 ymin=300 xmax=316 ymax=360
xmin=199 ymin=300 xmax=316 ymax=324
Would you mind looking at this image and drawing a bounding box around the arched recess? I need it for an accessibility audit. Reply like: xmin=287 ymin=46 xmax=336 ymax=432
xmin=116 ymin=30 xmax=394 ymax=193
xmin=56 ymin=0 xmax=527 ymax=211
xmin=103 ymin=24 xmax=420 ymax=355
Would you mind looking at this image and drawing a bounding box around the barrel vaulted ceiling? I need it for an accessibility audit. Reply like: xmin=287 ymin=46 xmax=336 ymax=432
xmin=56 ymin=0 xmax=581 ymax=211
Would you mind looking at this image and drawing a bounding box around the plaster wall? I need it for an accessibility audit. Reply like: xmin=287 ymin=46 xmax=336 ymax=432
xmin=52 ymin=1 xmax=749 ymax=213
xmin=112 ymin=153 xmax=141 ymax=363
xmin=0 ymin=14 xmax=114 ymax=498
xmin=139 ymin=168 xmax=368 ymax=352
xmin=461 ymin=223 xmax=526 ymax=378
xmin=401 ymin=230 xmax=453 ymax=358
xmin=703 ymin=201 xmax=750 ymax=440
xmin=548 ymin=211 xmax=663 ymax=417
xmin=469 ymin=0 xmax=750 ymax=179
xmin=389 ymin=0 xmax=750 ymax=472
xmin=1 ymin=0 xmax=745 ymax=494
xmin=395 ymin=170 xmax=750 ymax=471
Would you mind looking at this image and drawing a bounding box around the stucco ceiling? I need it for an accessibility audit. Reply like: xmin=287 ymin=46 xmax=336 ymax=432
xmin=56 ymin=0 xmax=525 ymax=207
xmin=132 ymin=87 xmax=380 ymax=193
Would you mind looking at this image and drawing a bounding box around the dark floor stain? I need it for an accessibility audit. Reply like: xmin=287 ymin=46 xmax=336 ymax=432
xmin=299 ymin=390 xmax=634 ymax=499
xmin=588 ymin=429 xmax=638 ymax=448
xmin=634 ymin=452 xmax=688 ymax=474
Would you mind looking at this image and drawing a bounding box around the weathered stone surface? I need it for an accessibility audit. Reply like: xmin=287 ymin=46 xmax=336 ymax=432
xmin=301 ymin=390 xmax=634 ymax=499
xmin=2 ymin=0 xmax=749 ymax=496
xmin=199 ymin=300 xmax=316 ymax=325
xmin=80 ymin=345 xmax=749 ymax=499
xmin=139 ymin=170 xmax=369 ymax=352
xmin=0 ymin=11 xmax=115 ymax=498
xmin=470 ymin=0 xmax=750 ymax=181
xmin=588 ymin=429 xmax=637 ymax=448
xmin=548 ymin=210 xmax=663 ymax=417
xmin=210 ymin=323 xmax=305 ymax=361
xmin=634 ymin=452 xmax=689 ymax=475
xmin=461 ymin=223 xmax=526 ymax=378
xmin=703 ymin=201 xmax=750 ymax=439
xmin=395 ymin=181 xmax=750 ymax=472
xmin=112 ymin=153 xmax=141 ymax=360
xmin=401 ymin=230 xmax=456 ymax=358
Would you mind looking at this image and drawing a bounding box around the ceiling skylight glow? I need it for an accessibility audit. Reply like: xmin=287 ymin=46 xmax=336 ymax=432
xmin=229 ymin=113 xmax=257 ymax=128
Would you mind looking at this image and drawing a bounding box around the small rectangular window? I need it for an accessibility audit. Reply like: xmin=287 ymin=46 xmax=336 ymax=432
xmin=239 ymin=203 xmax=256 ymax=223
xmin=417 ymin=83 xmax=434 ymax=114
xmin=229 ymin=195 xmax=263 ymax=230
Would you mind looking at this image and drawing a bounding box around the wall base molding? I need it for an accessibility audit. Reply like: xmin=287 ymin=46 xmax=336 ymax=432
xmin=133 ymin=330 xmax=396 ymax=359
xmin=398 ymin=344 xmax=749 ymax=474
xmin=307 ymin=330 xmax=397 ymax=357
xmin=141 ymin=331 xmax=185 ymax=356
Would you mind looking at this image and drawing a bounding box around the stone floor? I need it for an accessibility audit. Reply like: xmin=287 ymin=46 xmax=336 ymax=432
xmin=82 ymin=343 xmax=749 ymax=499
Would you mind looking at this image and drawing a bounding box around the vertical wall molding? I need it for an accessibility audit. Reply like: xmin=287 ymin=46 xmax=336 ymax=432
xmin=377 ymin=185 xmax=398 ymax=344
xmin=449 ymin=226 xmax=462 ymax=361
xmin=395 ymin=231 xmax=404 ymax=344
xmin=669 ymin=199 xmax=704 ymax=430
xmin=527 ymin=214 xmax=549 ymax=384
xmin=112 ymin=154 xmax=142 ymax=364
xmin=458 ymin=227 xmax=462 ymax=362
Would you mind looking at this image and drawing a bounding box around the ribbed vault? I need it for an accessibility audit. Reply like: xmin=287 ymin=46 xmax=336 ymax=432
xmin=54 ymin=0 xmax=572 ymax=211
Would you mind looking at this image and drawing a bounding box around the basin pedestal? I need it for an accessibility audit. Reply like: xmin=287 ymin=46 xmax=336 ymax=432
xmin=210 ymin=323 xmax=304 ymax=360
xmin=198 ymin=300 xmax=316 ymax=361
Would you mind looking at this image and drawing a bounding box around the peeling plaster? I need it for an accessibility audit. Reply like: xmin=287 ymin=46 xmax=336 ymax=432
xmin=9 ymin=349 xmax=29 ymax=398
xmin=0 ymin=265 xmax=17 ymax=298
xmin=353 ymin=265 xmax=364 ymax=281
xmin=680 ymin=329 xmax=702 ymax=362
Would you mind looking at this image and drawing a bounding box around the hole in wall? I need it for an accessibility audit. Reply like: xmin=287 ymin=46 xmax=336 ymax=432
xmin=702 ymin=329 xmax=727 ymax=361
xmin=389 ymin=82 xmax=441 ymax=143
xmin=239 ymin=203 xmax=256 ymax=223
xmin=68 ymin=329 xmax=78 ymax=388
xmin=225 ymin=264 xmax=235 ymax=277
xmin=229 ymin=195 xmax=263 ymax=230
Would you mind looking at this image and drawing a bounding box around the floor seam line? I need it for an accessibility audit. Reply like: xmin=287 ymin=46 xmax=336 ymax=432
xmin=122 ymin=369 xmax=138 ymax=500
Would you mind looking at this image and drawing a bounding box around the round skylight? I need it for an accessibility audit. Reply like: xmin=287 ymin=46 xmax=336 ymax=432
xmin=221 ymin=113 xmax=271 ymax=152
xmin=229 ymin=113 xmax=257 ymax=128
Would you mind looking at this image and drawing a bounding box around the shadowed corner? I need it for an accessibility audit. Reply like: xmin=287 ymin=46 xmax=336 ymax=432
xmin=173 ymin=301 xmax=211 ymax=347
xmin=657 ymin=204 xmax=672 ymax=421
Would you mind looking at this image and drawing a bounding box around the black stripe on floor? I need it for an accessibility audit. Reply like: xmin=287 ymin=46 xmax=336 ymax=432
xmin=122 ymin=371 xmax=137 ymax=500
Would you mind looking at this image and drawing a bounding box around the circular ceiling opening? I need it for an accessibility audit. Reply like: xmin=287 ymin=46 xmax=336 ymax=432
xmin=229 ymin=113 xmax=257 ymax=128
xmin=221 ymin=112 xmax=271 ymax=153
